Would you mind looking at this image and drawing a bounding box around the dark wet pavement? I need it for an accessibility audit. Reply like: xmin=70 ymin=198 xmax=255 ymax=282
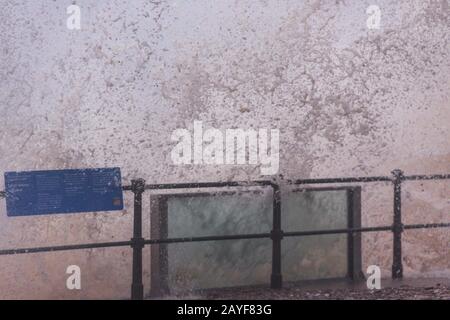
xmin=152 ymin=278 xmax=450 ymax=300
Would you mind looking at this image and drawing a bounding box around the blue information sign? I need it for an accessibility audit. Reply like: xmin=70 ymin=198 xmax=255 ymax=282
xmin=4 ymin=168 xmax=124 ymax=216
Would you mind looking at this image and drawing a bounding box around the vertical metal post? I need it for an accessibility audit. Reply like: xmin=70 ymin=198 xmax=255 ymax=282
xmin=131 ymin=178 xmax=145 ymax=300
xmin=150 ymin=195 xmax=170 ymax=297
xmin=347 ymin=187 xmax=364 ymax=281
xmin=392 ymin=169 xmax=403 ymax=279
xmin=270 ymin=184 xmax=283 ymax=289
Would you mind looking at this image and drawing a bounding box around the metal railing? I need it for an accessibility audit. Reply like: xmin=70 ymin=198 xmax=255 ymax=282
xmin=0 ymin=169 xmax=449 ymax=299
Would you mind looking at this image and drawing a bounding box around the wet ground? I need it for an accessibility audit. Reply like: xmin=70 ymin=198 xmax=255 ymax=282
xmin=153 ymin=278 xmax=450 ymax=300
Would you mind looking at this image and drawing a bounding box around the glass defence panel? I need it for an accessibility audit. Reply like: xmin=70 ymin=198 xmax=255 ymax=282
xmin=159 ymin=188 xmax=351 ymax=292
xmin=165 ymin=191 xmax=273 ymax=291
xmin=168 ymin=239 xmax=272 ymax=292
xmin=281 ymin=190 xmax=348 ymax=281
xmin=167 ymin=192 xmax=273 ymax=237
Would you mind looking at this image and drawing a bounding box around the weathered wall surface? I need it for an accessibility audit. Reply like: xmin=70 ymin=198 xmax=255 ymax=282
xmin=0 ymin=0 xmax=448 ymax=299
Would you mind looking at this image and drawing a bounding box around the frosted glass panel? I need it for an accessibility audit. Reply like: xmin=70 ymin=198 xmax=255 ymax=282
xmin=166 ymin=192 xmax=272 ymax=291
xmin=282 ymin=190 xmax=348 ymax=281
xmin=167 ymin=192 xmax=272 ymax=237
xmin=168 ymin=240 xmax=272 ymax=291
xmin=162 ymin=189 xmax=349 ymax=291
xmin=282 ymin=190 xmax=348 ymax=232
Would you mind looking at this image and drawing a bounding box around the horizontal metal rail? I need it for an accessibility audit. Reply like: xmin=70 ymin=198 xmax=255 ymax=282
xmin=403 ymin=174 xmax=450 ymax=181
xmin=144 ymin=232 xmax=271 ymax=244
xmin=403 ymin=222 xmax=450 ymax=230
xmin=0 ymin=240 xmax=132 ymax=256
xmin=289 ymin=176 xmax=392 ymax=184
xmin=283 ymin=173 xmax=450 ymax=185
xmin=1 ymin=222 xmax=449 ymax=256
xmin=122 ymin=180 xmax=275 ymax=191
